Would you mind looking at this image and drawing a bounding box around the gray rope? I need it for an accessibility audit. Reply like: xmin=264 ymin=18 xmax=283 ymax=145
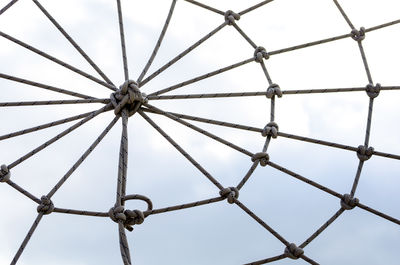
xmin=116 ymin=0 xmax=129 ymax=81
xmin=0 ymin=98 xmax=109 ymax=107
xmin=0 ymin=73 xmax=95 ymax=99
xmin=0 ymin=0 xmax=19 ymax=15
xmin=238 ymin=0 xmax=274 ymax=16
xmin=232 ymin=22 xmax=258 ymax=48
xmin=183 ymin=0 xmax=224 ymax=16
xmin=244 ymin=254 xmax=287 ymax=265
xmin=0 ymin=110 xmax=97 ymax=142
xmin=0 ymin=31 xmax=116 ymax=91
xmin=8 ymin=104 xmax=112 ymax=170
xmin=144 ymin=104 xmax=254 ymax=157
xmin=149 ymin=57 xmax=255 ymax=96
xmin=140 ymin=21 xmax=228 ymax=87
xmin=6 ymin=180 xmax=41 ymax=204
xmin=137 ymin=0 xmax=177 ymax=83
xmin=147 ymin=91 xmax=268 ymax=100
xmin=53 ymin=208 xmax=109 ymax=217
xmin=47 ymin=116 xmax=119 ymax=198
xmin=332 ymin=0 xmax=355 ymax=30
xmin=32 ymin=0 xmax=115 ymax=87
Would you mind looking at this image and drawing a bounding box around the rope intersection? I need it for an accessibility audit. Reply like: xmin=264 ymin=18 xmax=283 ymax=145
xmin=0 ymin=0 xmax=399 ymax=264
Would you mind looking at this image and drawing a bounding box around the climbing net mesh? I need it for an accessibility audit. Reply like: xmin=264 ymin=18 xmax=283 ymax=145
xmin=0 ymin=0 xmax=399 ymax=264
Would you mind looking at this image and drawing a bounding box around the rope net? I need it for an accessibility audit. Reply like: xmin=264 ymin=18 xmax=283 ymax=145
xmin=0 ymin=0 xmax=399 ymax=264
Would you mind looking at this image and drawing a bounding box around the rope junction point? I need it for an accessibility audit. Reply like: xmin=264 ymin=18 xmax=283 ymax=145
xmin=1 ymin=0 xmax=400 ymax=264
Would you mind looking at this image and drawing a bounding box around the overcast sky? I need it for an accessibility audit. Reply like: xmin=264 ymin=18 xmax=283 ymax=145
xmin=0 ymin=0 xmax=400 ymax=264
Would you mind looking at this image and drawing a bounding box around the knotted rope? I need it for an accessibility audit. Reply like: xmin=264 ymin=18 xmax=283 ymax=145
xmin=357 ymin=145 xmax=374 ymax=161
xmin=262 ymin=122 xmax=279 ymax=138
xmin=110 ymin=80 xmax=147 ymax=116
xmin=366 ymin=83 xmax=381 ymax=99
xmin=224 ymin=10 xmax=240 ymax=25
xmin=252 ymin=152 xmax=269 ymax=166
xmin=0 ymin=164 xmax=10 ymax=182
xmin=284 ymin=243 xmax=304 ymax=259
xmin=254 ymin=46 xmax=269 ymax=63
xmin=266 ymin=83 xmax=282 ymax=99
xmin=220 ymin=187 xmax=239 ymax=204
xmin=341 ymin=194 xmax=359 ymax=210
xmin=351 ymin=27 xmax=365 ymax=42
xmin=36 ymin=196 xmax=54 ymax=215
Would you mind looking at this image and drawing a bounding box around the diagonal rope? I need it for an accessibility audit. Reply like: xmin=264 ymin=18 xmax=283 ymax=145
xmin=31 ymin=0 xmax=115 ymax=86
xmin=183 ymin=0 xmax=224 ymax=16
xmin=238 ymin=0 xmax=275 ymax=16
xmin=137 ymin=0 xmax=177 ymax=83
xmin=0 ymin=0 xmax=19 ymax=15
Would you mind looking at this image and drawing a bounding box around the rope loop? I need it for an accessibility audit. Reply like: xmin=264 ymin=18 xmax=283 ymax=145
xmin=366 ymin=83 xmax=381 ymax=99
xmin=37 ymin=195 xmax=54 ymax=215
xmin=224 ymin=10 xmax=240 ymax=25
xmin=219 ymin=187 xmax=239 ymax=204
xmin=262 ymin=122 xmax=279 ymax=138
xmin=254 ymin=46 xmax=269 ymax=63
xmin=351 ymin=27 xmax=365 ymax=42
xmin=341 ymin=194 xmax=359 ymax=210
xmin=0 ymin=164 xmax=10 ymax=182
xmin=357 ymin=145 xmax=374 ymax=161
xmin=284 ymin=243 xmax=304 ymax=259
xmin=251 ymin=152 xmax=269 ymax=166
xmin=110 ymin=80 xmax=147 ymax=117
xmin=266 ymin=83 xmax=282 ymax=99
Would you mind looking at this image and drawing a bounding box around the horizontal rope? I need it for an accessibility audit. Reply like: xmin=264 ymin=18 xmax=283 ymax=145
xmin=0 ymin=98 xmax=109 ymax=107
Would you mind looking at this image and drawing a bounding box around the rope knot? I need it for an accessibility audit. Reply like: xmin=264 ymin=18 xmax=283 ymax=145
xmin=0 ymin=164 xmax=10 ymax=182
xmin=366 ymin=83 xmax=381 ymax=99
xmin=224 ymin=10 xmax=240 ymax=25
xmin=262 ymin=122 xmax=279 ymax=138
xmin=357 ymin=145 xmax=374 ymax=161
xmin=109 ymin=205 xmax=147 ymax=231
xmin=351 ymin=27 xmax=366 ymax=42
xmin=341 ymin=194 xmax=359 ymax=210
xmin=124 ymin=209 xmax=145 ymax=227
xmin=266 ymin=83 xmax=282 ymax=99
xmin=219 ymin=187 xmax=239 ymax=204
xmin=251 ymin=152 xmax=269 ymax=166
xmin=284 ymin=243 xmax=304 ymax=259
xmin=110 ymin=80 xmax=147 ymax=116
xmin=254 ymin=46 xmax=269 ymax=62
xmin=37 ymin=195 xmax=54 ymax=215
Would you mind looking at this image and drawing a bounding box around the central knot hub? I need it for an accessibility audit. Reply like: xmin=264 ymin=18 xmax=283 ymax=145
xmin=110 ymin=80 xmax=147 ymax=117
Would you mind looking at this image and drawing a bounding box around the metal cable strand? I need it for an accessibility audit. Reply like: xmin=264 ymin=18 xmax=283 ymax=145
xmin=0 ymin=98 xmax=109 ymax=107
xmin=0 ymin=31 xmax=116 ymax=90
xmin=0 ymin=0 xmax=19 ymax=15
xmin=32 ymin=0 xmax=115 ymax=86
xmin=238 ymin=0 xmax=274 ymax=16
xmin=46 ymin=116 xmax=119 ymax=198
xmin=244 ymin=254 xmax=287 ymax=265
xmin=140 ymin=21 xmax=228 ymax=87
xmin=10 ymin=213 xmax=44 ymax=265
xmin=7 ymin=104 xmax=112 ymax=169
xmin=144 ymin=104 xmax=254 ymax=157
xmin=0 ymin=110 xmax=97 ymax=142
xmin=0 ymin=73 xmax=95 ymax=99
xmin=142 ymin=107 xmax=263 ymax=133
xmin=137 ymin=0 xmax=177 ymax=83
xmin=138 ymin=109 xmax=224 ymax=190
xmin=116 ymin=0 xmax=129 ymax=80
xmin=183 ymin=0 xmax=224 ymax=15
xmin=149 ymin=57 xmax=255 ymax=96
xmin=332 ymin=0 xmax=355 ymax=29
xmin=232 ymin=22 xmax=258 ymax=48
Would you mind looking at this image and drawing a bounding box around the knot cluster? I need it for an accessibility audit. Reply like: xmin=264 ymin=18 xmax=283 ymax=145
xmin=266 ymin=83 xmax=282 ymax=99
xmin=341 ymin=194 xmax=359 ymax=210
xmin=252 ymin=152 xmax=269 ymax=167
xmin=351 ymin=27 xmax=366 ymax=42
xmin=220 ymin=187 xmax=239 ymax=204
xmin=284 ymin=243 xmax=304 ymax=259
xmin=110 ymin=80 xmax=147 ymax=116
xmin=254 ymin=46 xmax=269 ymax=63
xmin=37 ymin=195 xmax=54 ymax=215
xmin=357 ymin=145 xmax=374 ymax=161
xmin=109 ymin=205 xmax=145 ymax=231
xmin=224 ymin=10 xmax=240 ymax=25
xmin=0 ymin=164 xmax=10 ymax=182
xmin=366 ymin=83 xmax=381 ymax=99
xmin=262 ymin=122 xmax=279 ymax=138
